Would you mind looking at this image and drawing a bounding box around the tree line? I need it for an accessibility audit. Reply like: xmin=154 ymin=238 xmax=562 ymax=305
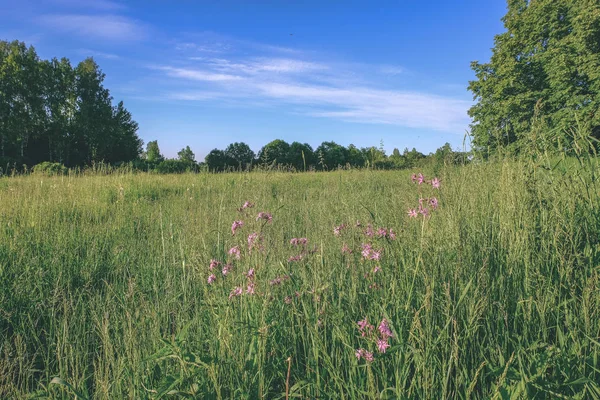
xmin=138 ymin=139 xmax=468 ymax=173
xmin=0 ymin=40 xmax=142 ymax=169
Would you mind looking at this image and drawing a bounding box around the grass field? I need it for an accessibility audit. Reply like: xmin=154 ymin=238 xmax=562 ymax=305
xmin=1 ymin=160 xmax=599 ymax=399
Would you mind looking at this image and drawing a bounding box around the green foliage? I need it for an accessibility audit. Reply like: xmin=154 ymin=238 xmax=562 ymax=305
xmin=156 ymin=159 xmax=198 ymax=174
xmin=145 ymin=140 xmax=164 ymax=163
xmin=315 ymin=141 xmax=349 ymax=170
xmin=468 ymin=0 xmax=600 ymax=155
xmin=224 ymin=142 xmax=255 ymax=170
xmin=32 ymin=161 xmax=68 ymax=176
xmin=0 ymin=40 xmax=142 ymax=167
xmin=177 ymin=145 xmax=196 ymax=163
xmin=258 ymin=139 xmax=291 ymax=166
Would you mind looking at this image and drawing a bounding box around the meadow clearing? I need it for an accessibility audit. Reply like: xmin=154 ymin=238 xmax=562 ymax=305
xmin=1 ymin=159 xmax=599 ymax=399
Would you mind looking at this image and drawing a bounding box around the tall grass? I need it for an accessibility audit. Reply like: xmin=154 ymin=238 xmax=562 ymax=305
xmin=0 ymin=158 xmax=599 ymax=398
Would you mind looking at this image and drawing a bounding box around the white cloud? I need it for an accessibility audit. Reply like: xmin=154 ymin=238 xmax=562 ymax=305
xmin=157 ymin=66 xmax=243 ymax=82
xmin=39 ymin=14 xmax=147 ymax=41
xmin=78 ymin=49 xmax=120 ymax=59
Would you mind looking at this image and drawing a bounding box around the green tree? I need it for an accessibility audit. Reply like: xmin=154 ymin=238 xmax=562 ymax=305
xmin=315 ymin=141 xmax=348 ymax=170
xmin=177 ymin=146 xmax=196 ymax=163
xmin=258 ymin=139 xmax=291 ymax=166
xmin=468 ymin=0 xmax=600 ymax=154
xmin=146 ymin=140 xmax=164 ymax=163
xmin=288 ymin=142 xmax=315 ymax=171
xmin=205 ymin=149 xmax=232 ymax=172
xmin=224 ymin=142 xmax=254 ymax=170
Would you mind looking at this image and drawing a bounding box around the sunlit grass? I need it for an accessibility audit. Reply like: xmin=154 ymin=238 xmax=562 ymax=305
xmin=0 ymin=162 xmax=599 ymax=398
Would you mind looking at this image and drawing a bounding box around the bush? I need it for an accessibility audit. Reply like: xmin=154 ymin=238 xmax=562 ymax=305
xmin=33 ymin=162 xmax=68 ymax=176
xmin=155 ymin=159 xmax=198 ymax=174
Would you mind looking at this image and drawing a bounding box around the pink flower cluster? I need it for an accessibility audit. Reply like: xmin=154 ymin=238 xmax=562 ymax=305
xmin=411 ymin=173 xmax=441 ymax=189
xmin=290 ymin=237 xmax=308 ymax=246
xmin=355 ymin=317 xmax=394 ymax=360
xmin=355 ymin=348 xmax=374 ymax=362
xmin=228 ymin=246 xmax=241 ymax=260
xmin=333 ymin=224 xmax=347 ymax=236
xmin=361 ymin=243 xmax=382 ymax=261
xmin=231 ymin=220 xmax=244 ymax=235
xmin=247 ymin=232 xmax=262 ymax=251
xmin=256 ymin=212 xmax=273 ymax=223
xmin=407 ymin=197 xmax=439 ymax=219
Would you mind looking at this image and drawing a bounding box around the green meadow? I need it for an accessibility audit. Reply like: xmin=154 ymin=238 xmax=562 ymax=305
xmin=1 ymin=160 xmax=599 ymax=399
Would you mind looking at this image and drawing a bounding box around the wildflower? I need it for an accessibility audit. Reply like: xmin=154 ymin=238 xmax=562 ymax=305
xmin=229 ymin=286 xmax=243 ymax=299
xmin=284 ymin=296 xmax=292 ymax=304
xmin=417 ymin=173 xmax=425 ymax=185
xmin=231 ymin=220 xmax=244 ymax=235
xmin=341 ymin=243 xmax=353 ymax=254
xmin=228 ymin=246 xmax=241 ymax=259
xmin=355 ymin=349 xmax=374 ymax=362
xmin=247 ymin=232 xmax=260 ymax=251
xmin=361 ymin=243 xmax=373 ymax=259
xmin=429 ymin=197 xmax=439 ymax=210
xmin=246 ymin=268 xmax=255 ymax=279
xmin=209 ymin=259 xmax=220 ymax=270
xmin=242 ymin=201 xmax=254 ymax=209
xmin=333 ymin=224 xmax=347 ymax=236
xmin=411 ymin=173 xmax=417 ymax=183
xmin=389 ymin=229 xmax=396 ymax=240
xmin=419 ymin=207 xmax=429 ymax=217
xmin=431 ymin=177 xmax=440 ymax=189
xmin=288 ymin=254 xmax=304 ymax=262
xmin=270 ymin=277 xmax=282 ymax=286
xmin=222 ymin=264 xmax=232 ymax=276
xmin=377 ymin=339 xmax=390 ymax=353
xmin=290 ymin=237 xmax=308 ymax=246
xmin=377 ymin=228 xmax=387 ymax=238
xmin=378 ymin=319 xmax=393 ymax=339
xmin=365 ymin=224 xmax=375 ymax=237
xmin=373 ymin=266 xmax=381 ymax=274
xmin=407 ymin=209 xmax=418 ymax=218
xmin=246 ymin=282 xmax=255 ymax=295
xmin=370 ymin=250 xmax=381 ymax=261
xmin=357 ymin=317 xmax=369 ymax=331
xmin=256 ymin=212 xmax=273 ymax=223
xmin=207 ymin=274 xmax=216 ymax=284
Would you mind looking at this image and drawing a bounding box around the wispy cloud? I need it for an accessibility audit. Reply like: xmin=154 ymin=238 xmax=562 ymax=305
xmin=78 ymin=49 xmax=120 ymax=59
xmin=39 ymin=14 xmax=147 ymax=41
xmin=47 ymin=0 xmax=127 ymax=10
xmin=156 ymin=66 xmax=243 ymax=82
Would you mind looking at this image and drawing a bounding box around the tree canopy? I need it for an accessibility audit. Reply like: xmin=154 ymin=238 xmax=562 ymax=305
xmin=0 ymin=40 xmax=142 ymax=168
xmin=468 ymin=0 xmax=600 ymax=154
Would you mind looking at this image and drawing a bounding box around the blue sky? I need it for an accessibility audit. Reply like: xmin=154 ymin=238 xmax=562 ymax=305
xmin=1 ymin=0 xmax=507 ymax=159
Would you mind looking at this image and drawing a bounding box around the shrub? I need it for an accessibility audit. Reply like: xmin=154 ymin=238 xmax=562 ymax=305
xmin=33 ymin=162 xmax=68 ymax=176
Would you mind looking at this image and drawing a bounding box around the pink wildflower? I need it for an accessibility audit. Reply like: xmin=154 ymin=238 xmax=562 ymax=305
xmin=333 ymin=224 xmax=347 ymax=236
xmin=419 ymin=207 xmax=429 ymax=217
xmin=365 ymin=224 xmax=375 ymax=237
xmin=341 ymin=243 xmax=353 ymax=254
xmin=207 ymin=274 xmax=216 ymax=284
xmin=270 ymin=277 xmax=282 ymax=286
xmin=377 ymin=339 xmax=390 ymax=353
xmin=231 ymin=220 xmax=244 ymax=235
xmin=389 ymin=229 xmax=396 ymax=240
xmin=378 ymin=319 xmax=393 ymax=339
xmin=288 ymin=254 xmax=304 ymax=262
xmin=373 ymin=266 xmax=381 ymax=274
xmin=377 ymin=228 xmax=387 ymax=238
xmin=429 ymin=197 xmax=439 ymax=210
xmin=431 ymin=177 xmax=440 ymax=189
xmin=284 ymin=296 xmax=292 ymax=304
xmin=222 ymin=263 xmax=232 ymax=276
xmin=228 ymin=246 xmax=241 ymax=259
xmin=355 ymin=349 xmax=374 ymax=362
xmin=417 ymin=173 xmax=425 ymax=185
xmin=290 ymin=237 xmax=308 ymax=246
xmin=209 ymin=259 xmax=220 ymax=270
xmin=357 ymin=317 xmax=369 ymax=331
xmin=246 ymin=282 xmax=255 ymax=295
xmin=246 ymin=268 xmax=255 ymax=279
xmin=411 ymin=173 xmax=417 ymax=183
xmin=229 ymin=286 xmax=243 ymax=299
xmin=247 ymin=232 xmax=260 ymax=251
xmin=256 ymin=212 xmax=273 ymax=223
xmin=370 ymin=250 xmax=382 ymax=261
xmin=408 ymin=209 xmax=418 ymax=218
xmin=361 ymin=243 xmax=373 ymax=259
xmin=242 ymin=201 xmax=254 ymax=209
